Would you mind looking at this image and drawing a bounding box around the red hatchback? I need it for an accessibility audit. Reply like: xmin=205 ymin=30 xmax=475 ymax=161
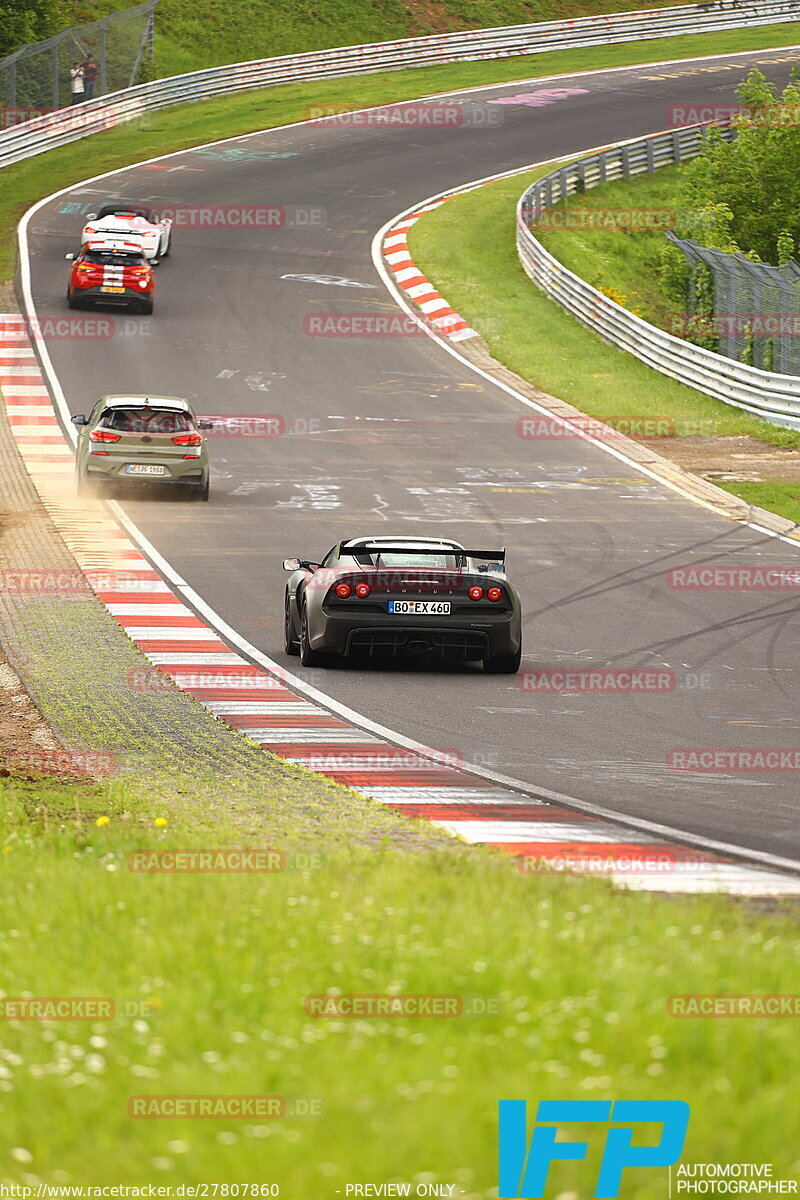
xmin=65 ymin=239 xmax=154 ymax=314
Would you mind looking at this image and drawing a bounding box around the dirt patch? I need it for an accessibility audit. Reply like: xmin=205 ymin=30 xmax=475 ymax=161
xmin=0 ymin=279 xmax=17 ymax=312
xmin=0 ymin=655 xmax=61 ymax=768
xmin=645 ymin=436 xmax=800 ymax=483
xmin=402 ymin=0 xmax=462 ymax=35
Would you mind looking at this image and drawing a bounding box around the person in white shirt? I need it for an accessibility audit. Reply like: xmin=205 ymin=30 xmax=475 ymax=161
xmin=69 ymin=62 xmax=85 ymax=104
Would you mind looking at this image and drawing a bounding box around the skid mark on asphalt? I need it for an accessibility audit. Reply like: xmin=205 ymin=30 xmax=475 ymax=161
xmin=3 ymin=312 xmax=800 ymax=896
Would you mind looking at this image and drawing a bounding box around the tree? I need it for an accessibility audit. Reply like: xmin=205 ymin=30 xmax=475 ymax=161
xmin=0 ymin=0 xmax=64 ymax=61
xmin=670 ymin=69 xmax=800 ymax=264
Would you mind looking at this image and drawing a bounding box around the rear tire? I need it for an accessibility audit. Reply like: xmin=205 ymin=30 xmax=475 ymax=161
xmin=299 ymin=602 xmax=326 ymax=668
xmin=189 ymin=476 xmax=209 ymax=502
xmin=67 ymin=289 xmax=82 ymax=309
xmin=483 ymin=646 xmax=522 ymax=674
xmin=139 ymin=299 xmax=154 ymax=315
xmin=284 ymin=595 xmax=300 ymax=656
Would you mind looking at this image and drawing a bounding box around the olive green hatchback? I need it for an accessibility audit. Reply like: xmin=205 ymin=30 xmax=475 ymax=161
xmin=73 ymin=394 xmax=213 ymax=500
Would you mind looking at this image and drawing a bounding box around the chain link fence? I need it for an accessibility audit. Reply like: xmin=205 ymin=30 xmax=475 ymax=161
xmin=0 ymin=0 xmax=157 ymax=122
xmin=667 ymin=233 xmax=800 ymax=375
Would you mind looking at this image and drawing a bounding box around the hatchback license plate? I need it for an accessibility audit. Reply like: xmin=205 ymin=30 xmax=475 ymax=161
xmin=101 ymin=285 xmax=126 ymax=293
xmin=124 ymin=464 xmax=167 ymax=476
xmin=388 ymin=600 xmax=450 ymax=615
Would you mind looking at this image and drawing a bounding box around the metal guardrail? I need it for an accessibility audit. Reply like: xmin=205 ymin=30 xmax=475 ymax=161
xmin=517 ymin=124 xmax=800 ymax=431
xmin=1 ymin=0 xmax=799 ymax=169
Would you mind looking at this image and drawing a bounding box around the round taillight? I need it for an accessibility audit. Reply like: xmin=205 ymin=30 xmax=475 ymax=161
xmin=335 ymin=583 xmax=352 ymax=599
xmin=487 ymin=586 xmax=503 ymax=602
xmin=468 ymin=586 xmax=483 ymax=601
xmin=355 ymin=583 xmax=371 ymax=598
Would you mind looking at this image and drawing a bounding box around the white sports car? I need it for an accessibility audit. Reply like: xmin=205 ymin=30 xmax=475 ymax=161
xmin=81 ymin=201 xmax=172 ymax=261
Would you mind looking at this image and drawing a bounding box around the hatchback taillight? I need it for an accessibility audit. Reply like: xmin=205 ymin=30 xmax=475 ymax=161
xmin=355 ymin=583 xmax=371 ymax=598
xmin=172 ymin=433 xmax=202 ymax=446
xmin=89 ymin=428 xmax=120 ymax=443
xmin=468 ymin=586 xmax=483 ymax=601
xmin=487 ymin=587 xmax=503 ymax=602
xmin=335 ymin=583 xmax=352 ymax=599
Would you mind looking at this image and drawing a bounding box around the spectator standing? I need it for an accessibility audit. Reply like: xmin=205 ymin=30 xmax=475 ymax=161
xmin=82 ymin=54 xmax=98 ymax=100
xmin=69 ymin=62 xmax=85 ymax=105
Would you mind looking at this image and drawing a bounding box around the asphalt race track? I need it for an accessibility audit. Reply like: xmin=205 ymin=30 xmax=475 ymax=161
xmin=23 ymin=46 xmax=800 ymax=862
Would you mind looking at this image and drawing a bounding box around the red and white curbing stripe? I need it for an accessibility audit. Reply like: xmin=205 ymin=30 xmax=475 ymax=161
xmin=383 ymin=202 xmax=479 ymax=342
xmin=2 ymin=312 xmax=800 ymax=896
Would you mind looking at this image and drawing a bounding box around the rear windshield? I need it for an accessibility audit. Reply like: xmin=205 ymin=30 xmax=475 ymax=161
xmin=96 ymin=205 xmax=153 ymax=221
xmin=83 ymin=250 xmax=146 ymax=266
xmin=99 ymin=408 xmax=193 ymax=434
xmin=354 ymin=549 xmax=462 ymax=569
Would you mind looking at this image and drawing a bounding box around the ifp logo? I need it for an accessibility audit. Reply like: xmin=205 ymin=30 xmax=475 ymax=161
xmin=499 ymin=1100 xmax=690 ymax=1197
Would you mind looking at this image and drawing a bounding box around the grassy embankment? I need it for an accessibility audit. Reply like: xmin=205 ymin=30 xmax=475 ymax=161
xmin=66 ymin=0 xmax=697 ymax=80
xmin=1 ymin=769 xmax=799 ymax=1188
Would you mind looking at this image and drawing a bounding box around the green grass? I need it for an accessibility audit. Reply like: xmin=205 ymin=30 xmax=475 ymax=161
xmin=57 ymin=0 xmax=774 ymax=80
xmin=715 ymin=479 xmax=800 ymax=523
xmin=1 ymin=772 xmax=799 ymax=1189
xmin=534 ymin=165 xmax=685 ymax=329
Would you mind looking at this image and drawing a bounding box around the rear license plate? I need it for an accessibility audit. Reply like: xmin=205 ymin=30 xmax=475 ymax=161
xmin=388 ymin=600 xmax=450 ymax=615
xmin=101 ymin=285 xmax=125 ymax=293
xmin=124 ymin=464 xmax=167 ymax=476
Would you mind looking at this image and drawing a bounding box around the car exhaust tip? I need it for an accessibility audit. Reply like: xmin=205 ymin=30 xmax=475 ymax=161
xmin=407 ymin=639 xmax=430 ymax=655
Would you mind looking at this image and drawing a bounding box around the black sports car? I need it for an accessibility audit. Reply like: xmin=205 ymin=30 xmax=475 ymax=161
xmin=283 ymin=536 xmax=522 ymax=673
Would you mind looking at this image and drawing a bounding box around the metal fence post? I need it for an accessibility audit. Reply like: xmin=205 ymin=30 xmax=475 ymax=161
xmin=99 ymin=25 xmax=107 ymax=96
xmin=52 ymin=44 xmax=59 ymax=109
